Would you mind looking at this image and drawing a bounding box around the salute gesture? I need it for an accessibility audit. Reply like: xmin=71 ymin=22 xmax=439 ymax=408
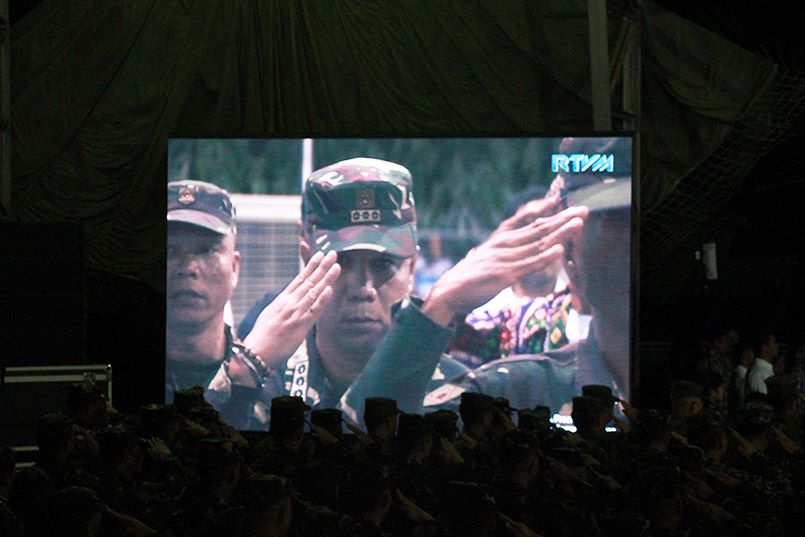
xmin=423 ymin=197 xmax=587 ymax=327
xmin=227 ymin=251 xmax=341 ymax=387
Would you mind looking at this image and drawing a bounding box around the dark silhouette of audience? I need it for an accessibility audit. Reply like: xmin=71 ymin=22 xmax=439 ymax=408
xmin=3 ymin=330 xmax=803 ymax=536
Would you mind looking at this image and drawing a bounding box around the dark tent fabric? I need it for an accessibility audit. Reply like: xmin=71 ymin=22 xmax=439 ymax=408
xmin=9 ymin=0 xmax=794 ymax=293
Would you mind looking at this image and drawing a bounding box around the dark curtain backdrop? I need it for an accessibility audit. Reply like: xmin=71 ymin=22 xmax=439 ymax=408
xmin=9 ymin=0 xmax=782 ymax=291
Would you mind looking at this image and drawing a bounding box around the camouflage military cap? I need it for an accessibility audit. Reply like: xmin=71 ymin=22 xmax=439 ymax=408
xmin=636 ymin=409 xmax=671 ymax=439
xmin=302 ymin=157 xmax=417 ymax=258
xmin=670 ymin=380 xmax=703 ymax=399
xmin=582 ymin=384 xmax=619 ymax=404
xmin=363 ymin=397 xmax=400 ymax=419
xmin=397 ymin=413 xmax=433 ymax=441
xmin=168 ymin=180 xmax=236 ymax=235
xmin=517 ymin=409 xmax=551 ymax=432
xmin=188 ymin=406 xmax=220 ymax=422
xmin=459 ymin=392 xmax=497 ymax=413
xmin=171 ymin=386 xmax=212 ymax=412
xmin=549 ymin=137 xmax=631 ymax=213
xmin=500 ymin=433 xmax=539 ymax=465
xmin=571 ymin=396 xmax=606 ymax=416
xmin=424 ymin=409 xmax=459 ymax=438
xmin=494 ymin=396 xmax=515 ymax=415
xmin=139 ymin=404 xmax=178 ymax=429
xmin=270 ymin=396 xmax=311 ymax=418
xmin=311 ymin=408 xmax=342 ymax=428
xmin=533 ymin=405 xmax=552 ymax=419
xmin=269 ymin=398 xmax=309 ymax=435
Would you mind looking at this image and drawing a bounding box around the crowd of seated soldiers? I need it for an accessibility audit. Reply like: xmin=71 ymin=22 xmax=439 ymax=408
xmin=1 ymin=332 xmax=803 ymax=537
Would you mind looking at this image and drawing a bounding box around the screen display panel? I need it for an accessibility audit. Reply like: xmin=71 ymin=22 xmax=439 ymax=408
xmin=166 ymin=137 xmax=633 ymax=429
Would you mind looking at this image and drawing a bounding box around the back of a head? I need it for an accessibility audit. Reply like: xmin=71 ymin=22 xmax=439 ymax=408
xmin=270 ymin=396 xmax=310 ymax=437
xmin=363 ymin=397 xmax=399 ymax=434
xmin=669 ymin=380 xmax=704 ymax=417
xmin=571 ymin=396 xmax=606 ymax=433
xmin=35 ymin=413 xmax=75 ymax=455
xmin=635 ymin=409 xmax=671 ymax=448
xmin=425 ymin=409 xmax=459 ymax=440
xmin=397 ymin=413 xmax=433 ymax=453
xmin=499 ymin=430 xmax=539 ymax=473
xmin=738 ymin=401 xmax=774 ymax=440
xmin=311 ymin=408 xmax=343 ymax=439
xmin=686 ymin=414 xmax=726 ymax=454
xmin=65 ymin=382 xmax=106 ymax=425
xmin=459 ymin=392 xmax=496 ymax=426
xmin=97 ymin=429 xmax=140 ymax=470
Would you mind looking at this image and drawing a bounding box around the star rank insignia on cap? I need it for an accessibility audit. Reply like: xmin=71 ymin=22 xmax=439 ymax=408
xmin=178 ymin=184 xmax=198 ymax=205
xmin=355 ymin=188 xmax=375 ymax=209
xmin=351 ymin=188 xmax=380 ymax=223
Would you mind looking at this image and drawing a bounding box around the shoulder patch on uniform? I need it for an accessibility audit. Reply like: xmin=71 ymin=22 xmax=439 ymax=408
xmin=424 ymin=383 xmax=465 ymax=407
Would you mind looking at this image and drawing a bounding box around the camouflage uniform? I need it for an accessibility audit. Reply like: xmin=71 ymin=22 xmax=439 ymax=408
xmin=423 ymin=137 xmax=632 ymax=414
xmin=164 ymin=180 xmax=271 ymax=416
xmin=226 ymin=296 xmax=468 ymax=428
xmin=223 ymin=158 xmax=468 ymax=428
xmin=424 ymin=324 xmax=618 ymax=413
xmin=164 ymin=325 xmax=234 ymax=403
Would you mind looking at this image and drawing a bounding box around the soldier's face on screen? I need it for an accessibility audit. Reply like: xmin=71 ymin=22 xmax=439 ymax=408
xmin=167 ymin=222 xmax=240 ymax=330
xmin=315 ymin=249 xmax=414 ymax=357
xmin=565 ymin=209 xmax=630 ymax=312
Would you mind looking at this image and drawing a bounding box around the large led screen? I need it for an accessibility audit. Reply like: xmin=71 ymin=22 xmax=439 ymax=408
xmin=166 ymin=137 xmax=633 ymax=429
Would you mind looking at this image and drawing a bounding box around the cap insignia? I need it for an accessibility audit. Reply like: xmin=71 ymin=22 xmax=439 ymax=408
xmin=355 ymin=188 xmax=375 ymax=209
xmin=351 ymin=209 xmax=381 ymax=223
xmin=178 ymin=185 xmax=198 ymax=205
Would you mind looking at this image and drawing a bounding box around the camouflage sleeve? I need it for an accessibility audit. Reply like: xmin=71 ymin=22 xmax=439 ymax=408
xmin=338 ymin=298 xmax=454 ymax=423
xmin=204 ymin=364 xmax=261 ymax=429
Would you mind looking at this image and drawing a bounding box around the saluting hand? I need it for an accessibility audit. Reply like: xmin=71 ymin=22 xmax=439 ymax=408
xmin=226 ymin=251 xmax=340 ymax=388
xmin=238 ymin=250 xmax=341 ymax=372
xmin=422 ymin=198 xmax=587 ymax=327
